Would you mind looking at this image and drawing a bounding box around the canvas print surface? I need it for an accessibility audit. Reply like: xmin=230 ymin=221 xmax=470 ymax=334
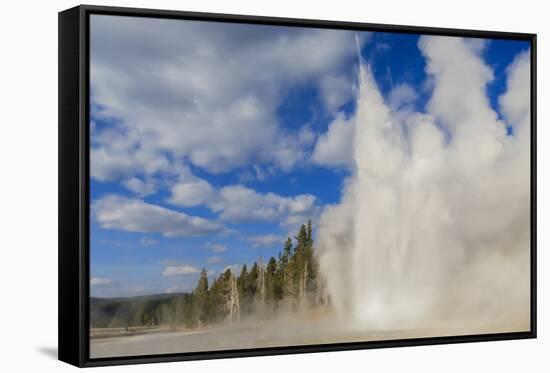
xmin=89 ymin=14 xmax=531 ymax=358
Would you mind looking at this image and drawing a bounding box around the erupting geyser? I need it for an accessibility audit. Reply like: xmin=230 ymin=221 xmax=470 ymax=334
xmin=317 ymin=35 xmax=531 ymax=331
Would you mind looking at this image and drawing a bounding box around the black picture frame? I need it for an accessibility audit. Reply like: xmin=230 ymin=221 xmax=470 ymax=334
xmin=58 ymin=4 xmax=537 ymax=368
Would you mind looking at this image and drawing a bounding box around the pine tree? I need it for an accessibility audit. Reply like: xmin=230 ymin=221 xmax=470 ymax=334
xmin=248 ymin=262 xmax=259 ymax=296
xmin=304 ymin=220 xmax=317 ymax=297
xmin=280 ymin=238 xmax=292 ymax=292
xmin=208 ymin=270 xmax=230 ymax=323
xmin=282 ymin=237 xmax=292 ymax=263
xmin=295 ymin=224 xmax=308 ymax=253
xmin=194 ymin=268 xmax=209 ymax=326
xmin=265 ymin=256 xmax=280 ymax=310
xmin=285 ymin=224 xmax=307 ymax=306
xmin=236 ymin=262 xmax=259 ymax=315
xmin=307 ymin=220 xmax=313 ymax=246
xmin=237 ymin=264 xmax=248 ymax=298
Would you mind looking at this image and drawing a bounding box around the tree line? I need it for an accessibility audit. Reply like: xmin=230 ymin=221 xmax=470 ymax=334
xmin=91 ymin=221 xmax=327 ymax=329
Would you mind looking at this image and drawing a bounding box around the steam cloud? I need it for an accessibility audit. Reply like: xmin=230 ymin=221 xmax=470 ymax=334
xmin=317 ymin=35 xmax=530 ymax=333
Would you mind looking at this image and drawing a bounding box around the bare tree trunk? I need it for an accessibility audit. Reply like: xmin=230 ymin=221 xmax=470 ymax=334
xmin=300 ymin=261 xmax=308 ymax=308
xmin=257 ymin=258 xmax=266 ymax=318
xmin=228 ymin=272 xmax=240 ymax=323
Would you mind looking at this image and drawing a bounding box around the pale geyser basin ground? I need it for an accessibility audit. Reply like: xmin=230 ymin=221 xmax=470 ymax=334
xmin=90 ymin=309 xmax=529 ymax=358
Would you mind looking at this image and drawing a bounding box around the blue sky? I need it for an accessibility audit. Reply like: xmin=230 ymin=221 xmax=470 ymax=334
xmin=89 ymin=15 xmax=529 ymax=297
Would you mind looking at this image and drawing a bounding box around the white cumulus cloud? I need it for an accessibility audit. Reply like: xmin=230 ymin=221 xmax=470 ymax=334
xmin=211 ymin=185 xmax=317 ymax=223
xmin=90 ymin=15 xmax=369 ymax=182
xmin=319 ymin=75 xmax=353 ymax=113
xmin=93 ymin=194 xmax=225 ymax=237
xmin=166 ymin=180 xmax=319 ymax=226
xmin=166 ymin=178 xmax=215 ymax=207
xmin=122 ymin=177 xmax=158 ymax=197
xmin=311 ymin=113 xmax=355 ymax=168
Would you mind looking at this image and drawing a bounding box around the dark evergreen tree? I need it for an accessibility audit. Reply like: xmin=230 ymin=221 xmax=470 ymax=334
xmin=307 ymin=220 xmax=313 ymax=246
xmin=282 ymin=237 xmax=292 ymax=264
xmin=265 ymin=256 xmax=282 ymax=310
xmin=194 ymin=268 xmax=210 ymax=326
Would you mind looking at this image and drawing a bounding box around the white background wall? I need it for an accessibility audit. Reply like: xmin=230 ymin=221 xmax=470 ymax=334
xmin=0 ymin=0 xmax=546 ymax=371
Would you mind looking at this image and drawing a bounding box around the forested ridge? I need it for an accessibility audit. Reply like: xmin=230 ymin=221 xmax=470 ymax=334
xmin=91 ymin=221 xmax=327 ymax=329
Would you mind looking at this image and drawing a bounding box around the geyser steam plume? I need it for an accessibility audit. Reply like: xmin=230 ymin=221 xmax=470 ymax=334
xmin=317 ymin=35 xmax=531 ymax=332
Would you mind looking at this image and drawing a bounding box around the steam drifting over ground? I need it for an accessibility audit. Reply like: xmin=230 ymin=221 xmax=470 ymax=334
xmin=317 ymin=35 xmax=530 ymax=332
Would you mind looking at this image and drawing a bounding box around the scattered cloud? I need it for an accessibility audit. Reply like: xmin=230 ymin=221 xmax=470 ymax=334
xmin=91 ymin=277 xmax=114 ymax=286
xmin=166 ymin=180 xmax=319 ymax=226
xmin=122 ymin=177 xmax=158 ymax=197
xmin=207 ymin=256 xmax=224 ymax=264
xmin=238 ymin=165 xmax=272 ymax=182
xmin=319 ymin=75 xmax=353 ymax=113
xmin=90 ymin=128 xmax=171 ymax=182
xmin=162 ymin=265 xmax=201 ymax=277
xmin=311 ymin=113 xmax=355 ymax=169
xmin=298 ymin=125 xmax=317 ymax=146
xmin=90 ymin=15 xmax=369 ymax=183
xmin=211 ymin=185 xmax=317 ymax=223
xmin=140 ymin=237 xmax=158 ymax=246
xmin=93 ymin=194 xmax=225 ymax=237
xmin=166 ymin=178 xmax=215 ymax=207
xmin=246 ymin=234 xmax=285 ymax=248
xmin=206 ymin=243 xmax=228 ymax=253
xmin=98 ymin=239 xmax=132 ymax=248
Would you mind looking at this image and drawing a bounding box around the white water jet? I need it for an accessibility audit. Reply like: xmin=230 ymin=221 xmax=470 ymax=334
xmin=317 ymin=35 xmax=531 ymax=332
